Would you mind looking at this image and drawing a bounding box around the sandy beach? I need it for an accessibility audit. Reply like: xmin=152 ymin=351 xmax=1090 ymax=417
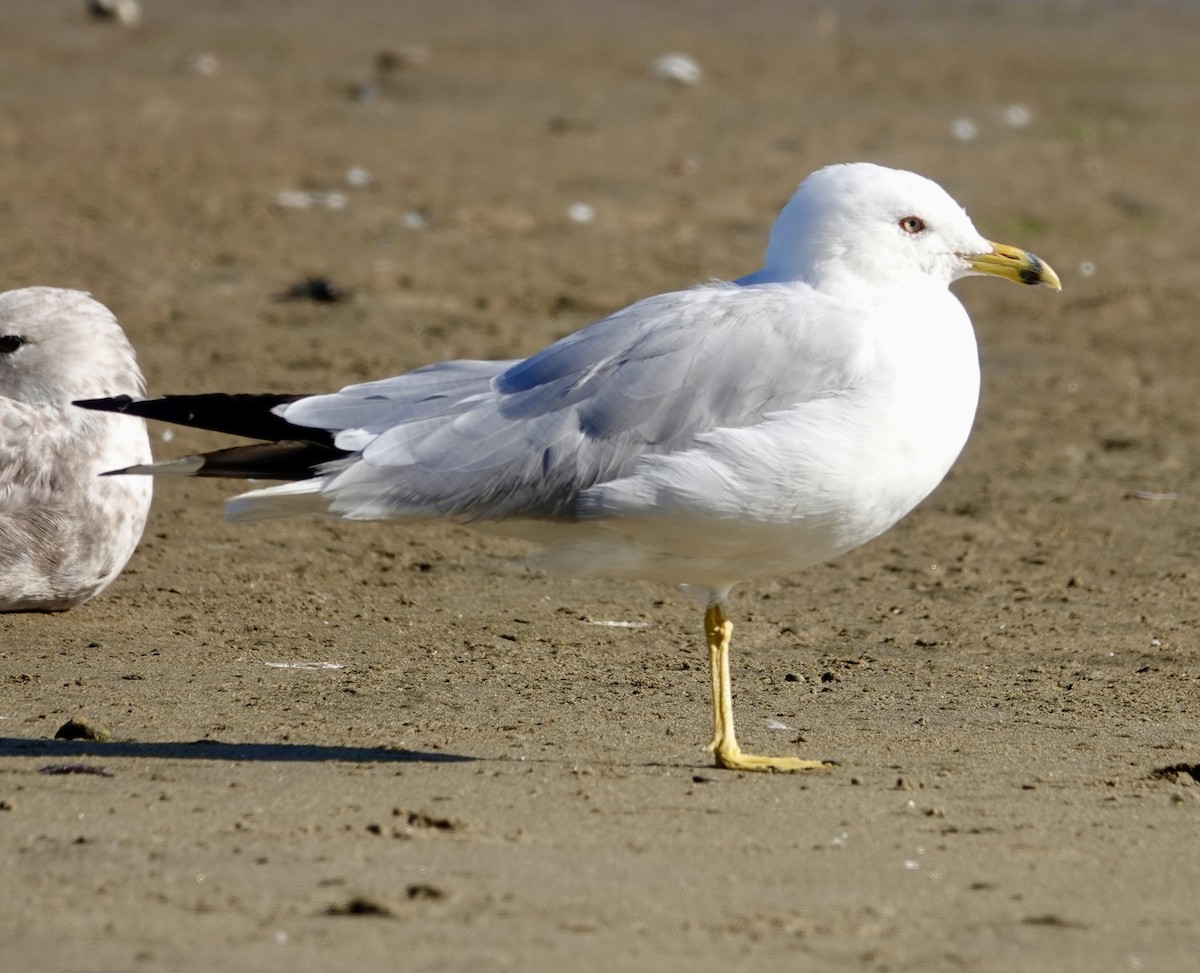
xmin=2 ymin=1 xmax=1199 ymax=969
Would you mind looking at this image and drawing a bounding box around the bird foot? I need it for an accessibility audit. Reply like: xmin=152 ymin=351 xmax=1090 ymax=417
xmin=711 ymin=739 xmax=833 ymax=773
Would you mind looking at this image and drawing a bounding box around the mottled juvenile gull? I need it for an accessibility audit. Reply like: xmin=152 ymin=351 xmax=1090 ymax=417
xmin=2 ymin=288 xmax=151 ymax=611
xmin=79 ymin=163 xmax=1060 ymax=770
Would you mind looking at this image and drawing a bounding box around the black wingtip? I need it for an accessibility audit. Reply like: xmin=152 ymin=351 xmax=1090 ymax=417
xmin=181 ymin=442 xmax=349 ymax=480
xmin=75 ymin=392 xmax=335 ymax=447
xmin=75 ymin=394 xmax=138 ymax=414
xmin=97 ymin=442 xmax=348 ymax=481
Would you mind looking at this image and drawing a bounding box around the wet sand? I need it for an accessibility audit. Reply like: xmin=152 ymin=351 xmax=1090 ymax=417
xmin=3 ymin=2 xmax=1200 ymax=969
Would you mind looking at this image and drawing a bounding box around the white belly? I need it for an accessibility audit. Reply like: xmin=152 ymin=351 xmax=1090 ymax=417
xmin=531 ymin=294 xmax=981 ymax=594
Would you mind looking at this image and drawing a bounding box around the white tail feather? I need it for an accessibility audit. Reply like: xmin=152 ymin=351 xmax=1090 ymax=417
xmin=225 ymin=480 xmax=330 ymax=523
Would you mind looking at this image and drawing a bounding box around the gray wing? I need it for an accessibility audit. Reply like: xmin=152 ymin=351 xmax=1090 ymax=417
xmin=280 ymin=282 xmax=867 ymax=521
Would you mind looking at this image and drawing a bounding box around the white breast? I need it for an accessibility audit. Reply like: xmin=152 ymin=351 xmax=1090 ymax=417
xmin=532 ymin=286 xmax=981 ymax=593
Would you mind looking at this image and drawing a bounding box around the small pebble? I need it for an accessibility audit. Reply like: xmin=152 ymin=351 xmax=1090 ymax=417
xmin=55 ymin=717 xmax=112 ymax=742
xmin=275 ymin=190 xmax=347 ymax=211
xmin=88 ymin=0 xmax=141 ymax=26
xmin=345 ymin=166 xmax=373 ymax=189
xmin=406 ymin=883 xmax=447 ymax=901
xmin=181 ymin=53 xmax=219 ymax=77
xmin=347 ymin=82 xmax=379 ymax=103
xmin=950 ymin=117 xmax=978 ymax=142
xmin=324 ymin=895 xmax=397 ymax=917
xmin=651 ymin=53 xmax=702 ymax=86
xmin=375 ymin=47 xmax=431 ymax=73
xmin=279 ymin=277 xmax=351 ymax=304
xmin=566 ymin=202 xmax=595 ymax=224
xmin=1002 ymin=104 xmax=1032 ymax=128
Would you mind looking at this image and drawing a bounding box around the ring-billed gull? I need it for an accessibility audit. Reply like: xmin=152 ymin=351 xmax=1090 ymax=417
xmin=78 ymin=163 xmax=1060 ymax=770
xmin=1 ymin=288 xmax=152 ymax=612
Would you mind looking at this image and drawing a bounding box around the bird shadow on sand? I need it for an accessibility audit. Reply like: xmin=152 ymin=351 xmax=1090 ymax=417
xmin=0 ymin=736 xmax=474 ymax=765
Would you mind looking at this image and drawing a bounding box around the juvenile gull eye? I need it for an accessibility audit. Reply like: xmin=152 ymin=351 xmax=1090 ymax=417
xmin=899 ymin=216 xmax=926 ymax=234
xmin=0 ymin=335 xmax=25 ymax=354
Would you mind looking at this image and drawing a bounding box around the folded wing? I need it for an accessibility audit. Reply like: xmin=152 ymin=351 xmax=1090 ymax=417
xmin=258 ymin=282 xmax=868 ymax=523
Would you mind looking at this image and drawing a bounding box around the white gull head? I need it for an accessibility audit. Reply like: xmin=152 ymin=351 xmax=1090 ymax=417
xmin=752 ymin=162 xmax=994 ymax=294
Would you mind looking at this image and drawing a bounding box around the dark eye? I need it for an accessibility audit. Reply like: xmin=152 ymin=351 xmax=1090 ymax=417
xmin=0 ymin=335 xmax=24 ymax=354
xmin=899 ymin=216 xmax=927 ymax=234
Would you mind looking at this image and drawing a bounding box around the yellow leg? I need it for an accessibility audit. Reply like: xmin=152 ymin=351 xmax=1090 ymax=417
xmin=706 ymin=611 xmax=726 ymax=753
xmin=703 ymin=603 xmax=831 ymax=772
